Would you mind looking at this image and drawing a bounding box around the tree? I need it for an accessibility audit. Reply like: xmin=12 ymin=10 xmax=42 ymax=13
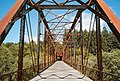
xmin=90 ymin=30 xmax=96 ymax=54
xmin=0 ymin=45 xmax=18 ymax=74
xmin=102 ymin=27 xmax=120 ymax=52
xmin=83 ymin=29 xmax=88 ymax=47
xmin=102 ymin=27 xmax=109 ymax=51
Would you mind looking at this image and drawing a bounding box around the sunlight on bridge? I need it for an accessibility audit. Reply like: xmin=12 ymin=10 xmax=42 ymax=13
xmin=0 ymin=0 xmax=120 ymax=81
xmin=30 ymin=61 xmax=92 ymax=81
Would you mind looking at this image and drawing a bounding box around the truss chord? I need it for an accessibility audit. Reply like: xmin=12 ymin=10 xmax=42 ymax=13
xmin=96 ymin=5 xmax=103 ymax=81
xmin=86 ymin=6 xmax=94 ymax=50
xmin=50 ymin=22 xmax=71 ymax=29
xmin=83 ymin=5 xmax=95 ymax=77
xmin=51 ymin=10 xmax=70 ymax=32
xmin=36 ymin=12 xmax=41 ymax=74
xmin=79 ymin=13 xmax=84 ymax=73
xmin=17 ymin=11 xmax=26 ymax=81
xmin=36 ymin=9 xmax=55 ymax=45
xmin=38 ymin=9 xmax=57 ymax=50
xmin=47 ymin=21 xmax=73 ymax=23
xmin=25 ymin=16 xmax=35 ymax=74
xmin=63 ymin=10 xmax=82 ymax=51
xmin=1 ymin=0 xmax=120 ymax=80
xmin=55 ymin=19 xmax=80 ymax=44
xmin=43 ymin=9 xmax=75 ymax=43
xmin=73 ymin=27 xmax=76 ymax=64
xmin=46 ymin=9 xmax=76 ymax=22
xmin=45 ymin=9 xmax=73 ymax=33
xmin=62 ymin=20 xmax=80 ymax=46
xmin=0 ymin=0 xmax=28 ymax=45
xmin=27 ymin=9 xmax=36 ymax=66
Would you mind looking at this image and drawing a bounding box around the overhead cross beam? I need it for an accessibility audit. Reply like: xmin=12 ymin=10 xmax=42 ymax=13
xmin=38 ymin=10 xmax=56 ymax=49
xmin=37 ymin=5 xmax=86 ymax=9
xmin=0 ymin=0 xmax=120 ymax=81
xmin=27 ymin=0 xmax=57 ymax=49
xmin=63 ymin=10 xmax=82 ymax=51
xmin=14 ymin=0 xmax=45 ymax=19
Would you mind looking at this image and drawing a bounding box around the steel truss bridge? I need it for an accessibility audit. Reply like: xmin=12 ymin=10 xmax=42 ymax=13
xmin=0 ymin=0 xmax=120 ymax=81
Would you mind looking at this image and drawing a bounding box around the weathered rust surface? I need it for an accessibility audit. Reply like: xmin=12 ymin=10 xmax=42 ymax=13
xmin=0 ymin=0 xmax=24 ymax=35
xmin=97 ymin=0 xmax=120 ymax=33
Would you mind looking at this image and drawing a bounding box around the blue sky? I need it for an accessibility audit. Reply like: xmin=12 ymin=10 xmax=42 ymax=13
xmin=0 ymin=0 xmax=120 ymax=43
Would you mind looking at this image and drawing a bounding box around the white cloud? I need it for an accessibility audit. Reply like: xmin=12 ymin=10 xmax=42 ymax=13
xmin=82 ymin=12 xmax=92 ymax=31
xmin=24 ymin=35 xmax=37 ymax=43
xmin=67 ymin=12 xmax=92 ymax=31
xmin=100 ymin=19 xmax=108 ymax=31
xmin=68 ymin=11 xmax=109 ymax=31
xmin=24 ymin=35 xmax=43 ymax=44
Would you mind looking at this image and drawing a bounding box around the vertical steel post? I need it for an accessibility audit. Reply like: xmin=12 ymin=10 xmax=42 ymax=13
xmin=70 ymin=35 xmax=72 ymax=66
xmin=80 ymin=13 xmax=84 ymax=73
xmin=48 ymin=35 xmax=49 ymax=66
xmin=36 ymin=13 xmax=41 ymax=74
xmin=65 ymin=49 xmax=66 ymax=62
xmin=69 ymin=44 xmax=70 ymax=62
xmin=54 ymin=50 xmax=57 ymax=62
xmin=53 ymin=48 xmax=55 ymax=62
xmin=74 ymin=28 xmax=76 ymax=66
xmin=51 ymin=47 xmax=53 ymax=63
xmin=52 ymin=47 xmax=54 ymax=63
xmin=65 ymin=47 xmax=67 ymax=61
xmin=50 ymin=45 xmax=52 ymax=64
xmin=62 ymin=50 xmax=64 ymax=61
xmin=65 ymin=47 xmax=66 ymax=61
xmin=44 ymin=27 xmax=46 ymax=67
xmin=96 ymin=6 xmax=103 ymax=81
xmin=49 ymin=44 xmax=50 ymax=65
xmin=67 ymin=46 xmax=68 ymax=61
xmin=17 ymin=12 xmax=26 ymax=81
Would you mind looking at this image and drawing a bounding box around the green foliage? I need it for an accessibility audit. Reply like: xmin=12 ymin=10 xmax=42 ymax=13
xmin=86 ymin=49 xmax=120 ymax=80
xmin=0 ymin=26 xmax=120 ymax=80
xmin=63 ymin=27 xmax=120 ymax=80
xmin=83 ymin=29 xmax=88 ymax=47
xmin=102 ymin=27 xmax=120 ymax=52
xmin=101 ymin=27 xmax=109 ymax=51
xmin=0 ymin=44 xmax=18 ymax=75
xmin=103 ymin=49 xmax=120 ymax=75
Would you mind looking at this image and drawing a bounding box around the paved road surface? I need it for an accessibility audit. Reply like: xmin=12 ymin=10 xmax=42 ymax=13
xmin=30 ymin=61 xmax=92 ymax=81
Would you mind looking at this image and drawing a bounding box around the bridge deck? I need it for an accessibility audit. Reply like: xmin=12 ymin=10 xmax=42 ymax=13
xmin=30 ymin=61 xmax=92 ymax=81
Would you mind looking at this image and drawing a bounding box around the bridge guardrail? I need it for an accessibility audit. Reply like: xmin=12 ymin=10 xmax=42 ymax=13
xmin=64 ymin=60 xmax=120 ymax=81
xmin=0 ymin=61 xmax=54 ymax=81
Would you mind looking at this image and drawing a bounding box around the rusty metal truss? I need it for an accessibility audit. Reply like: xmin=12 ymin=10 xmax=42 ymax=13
xmin=0 ymin=0 xmax=120 ymax=81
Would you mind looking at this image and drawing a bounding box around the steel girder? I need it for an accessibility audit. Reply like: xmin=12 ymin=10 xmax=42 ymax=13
xmin=17 ymin=13 xmax=26 ymax=81
xmin=76 ymin=0 xmax=120 ymax=42
xmin=38 ymin=10 xmax=56 ymax=49
xmin=0 ymin=0 xmax=28 ymax=45
xmin=37 ymin=5 xmax=86 ymax=9
xmin=63 ymin=10 xmax=82 ymax=51
xmin=96 ymin=6 xmax=103 ymax=81
xmin=0 ymin=0 xmax=46 ymax=45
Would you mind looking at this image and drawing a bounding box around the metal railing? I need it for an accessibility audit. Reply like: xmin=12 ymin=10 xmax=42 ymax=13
xmin=0 ymin=61 xmax=54 ymax=81
xmin=65 ymin=60 xmax=120 ymax=81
